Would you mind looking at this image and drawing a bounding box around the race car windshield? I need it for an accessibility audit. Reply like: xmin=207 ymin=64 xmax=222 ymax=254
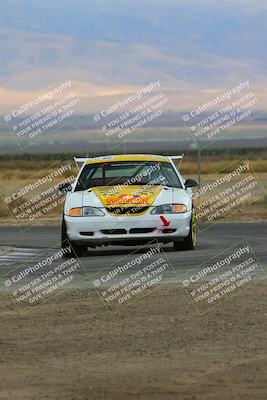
xmin=74 ymin=161 xmax=182 ymax=191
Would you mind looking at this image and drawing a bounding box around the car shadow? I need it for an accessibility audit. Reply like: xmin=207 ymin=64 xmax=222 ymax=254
xmin=82 ymin=243 xmax=174 ymax=258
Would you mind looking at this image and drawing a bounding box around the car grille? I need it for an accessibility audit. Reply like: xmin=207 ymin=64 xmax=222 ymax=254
xmin=101 ymin=228 xmax=157 ymax=235
xmin=129 ymin=228 xmax=156 ymax=234
xmin=105 ymin=206 xmax=149 ymax=215
xmin=101 ymin=229 xmax=127 ymax=235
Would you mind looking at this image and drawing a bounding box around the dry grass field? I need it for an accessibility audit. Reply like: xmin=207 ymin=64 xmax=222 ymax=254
xmin=0 ymin=155 xmax=266 ymax=222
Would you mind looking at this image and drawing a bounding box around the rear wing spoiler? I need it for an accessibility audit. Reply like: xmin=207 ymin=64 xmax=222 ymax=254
xmin=168 ymin=154 xmax=184 ymax=168
xmin=167 ymin=155 xmax=184 ymax=160
xmin=74 ymin=157 xmax=89 ymax=167
xmin=74 ymin=154 xmax=184 ymax=168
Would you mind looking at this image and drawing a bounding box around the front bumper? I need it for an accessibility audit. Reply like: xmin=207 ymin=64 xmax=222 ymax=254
xmin=65 ymin=211 xmax=192 ymax=246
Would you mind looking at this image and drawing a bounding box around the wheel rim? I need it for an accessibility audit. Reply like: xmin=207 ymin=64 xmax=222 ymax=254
xmin=192 ymin=211 xmax=197 ymax=247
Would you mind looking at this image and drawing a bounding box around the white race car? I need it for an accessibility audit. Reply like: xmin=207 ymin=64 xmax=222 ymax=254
xmin=60 ymin=154 xmax=198 ymax=256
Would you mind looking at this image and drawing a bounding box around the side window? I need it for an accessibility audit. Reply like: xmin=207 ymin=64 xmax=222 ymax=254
xmin=162 ymin=164 xmax=182 ymax=188
xmin=91 ymin=168 xmax=103 ymax=179
xmin=75 ymin=166 xmax=95 ymax=191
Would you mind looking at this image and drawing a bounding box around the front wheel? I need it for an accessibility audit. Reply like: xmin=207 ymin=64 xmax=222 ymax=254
xmin=173 ymin=213 xmax=197 ymax=251
xmin=61 ymin=217 xmax=87 ymax=257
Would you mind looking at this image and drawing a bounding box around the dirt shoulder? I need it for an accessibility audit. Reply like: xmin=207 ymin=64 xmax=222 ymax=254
xmin=0 ymin=283 xmax=266 ymax=400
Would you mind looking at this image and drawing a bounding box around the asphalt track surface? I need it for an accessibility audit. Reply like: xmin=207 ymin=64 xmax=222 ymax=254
xmin=0 ymin=223 xmax=266 ymax=287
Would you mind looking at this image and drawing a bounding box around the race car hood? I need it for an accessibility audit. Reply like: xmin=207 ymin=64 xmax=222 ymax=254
xmin=64 ymin=185 xmax=192 ymax=214
xmin=92 ymin=185 xmax=163 ymax=207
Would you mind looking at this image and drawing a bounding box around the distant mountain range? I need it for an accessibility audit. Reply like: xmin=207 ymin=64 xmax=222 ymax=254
xmin=0 ymin=0 xmax=266 ymax=155
xmin=0 ymin=0 xmax=267 ymax=114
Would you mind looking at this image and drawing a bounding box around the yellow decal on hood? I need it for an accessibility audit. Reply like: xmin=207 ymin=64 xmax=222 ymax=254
xmin=93 ymin=185 xmax=163 ymax=207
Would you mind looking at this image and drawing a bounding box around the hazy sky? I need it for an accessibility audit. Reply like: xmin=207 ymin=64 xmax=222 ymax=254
xmin=0 ymin=0 xmax=266 ymax=111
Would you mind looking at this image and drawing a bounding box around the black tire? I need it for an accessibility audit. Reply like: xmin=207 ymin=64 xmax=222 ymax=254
xmin=61 ymin=217 xmax=87 ymax=257
xmin=173 ymin=213 xmax=197 ymax=251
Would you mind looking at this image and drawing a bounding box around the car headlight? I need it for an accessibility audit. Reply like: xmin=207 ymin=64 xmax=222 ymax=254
xmin=150 ymin=204 xmax=187 ymax=214
xmin=69 ymin=207 xmax=105 ymax=217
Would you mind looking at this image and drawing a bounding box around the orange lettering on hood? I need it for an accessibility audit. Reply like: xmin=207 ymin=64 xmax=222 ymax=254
xmin=106 ymin=196 xmax=150 ymax=205
xmin=92 ymin=185 xmax=163 ymax=207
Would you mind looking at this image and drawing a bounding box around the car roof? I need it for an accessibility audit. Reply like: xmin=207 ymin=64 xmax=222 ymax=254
xmin=85 ymin=154 xmax=170 ymax=164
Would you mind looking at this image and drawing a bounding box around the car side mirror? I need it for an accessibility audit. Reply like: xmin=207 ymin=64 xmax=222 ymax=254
xmin=58 ymin=182 xmax=73 ymax=192
xmin=184 ymin=179 xmax=198 ymax=189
